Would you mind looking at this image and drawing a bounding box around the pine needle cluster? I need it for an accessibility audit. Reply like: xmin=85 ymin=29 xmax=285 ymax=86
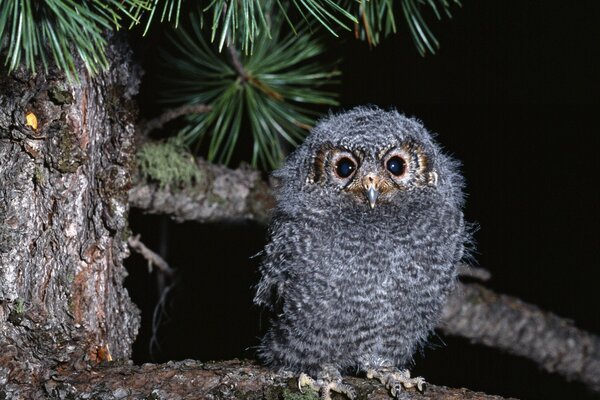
xmin=160 ymin=12 xmax=339 ymax=168
xmin=1 ymin=0 xmax=460 ymax=168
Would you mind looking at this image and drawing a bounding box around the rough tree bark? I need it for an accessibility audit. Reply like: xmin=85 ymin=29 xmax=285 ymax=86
xmin=129 ymin=159 xmax=273 ymax=224
xmin=0 ymin=34 xmax=140 ymax=397
xmin=45 ymin=359 xmax=513 ymax=400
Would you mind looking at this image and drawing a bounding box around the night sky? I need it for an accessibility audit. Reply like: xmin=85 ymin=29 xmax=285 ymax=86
xmin=126 ymin=2 xmax=599 ymax=399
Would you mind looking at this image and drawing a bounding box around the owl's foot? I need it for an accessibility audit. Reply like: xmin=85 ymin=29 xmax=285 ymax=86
xmin=298 ymin=366 xmax=356 ymax=400
xmin=366 ymin=367 xmax=425 ymax=397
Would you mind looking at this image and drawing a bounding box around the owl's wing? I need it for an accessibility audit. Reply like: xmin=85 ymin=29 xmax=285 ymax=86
xmin=254 ymin=263 xmax=289 ymax=312
xmin=253 ymin=215 xmax=297 ymax=310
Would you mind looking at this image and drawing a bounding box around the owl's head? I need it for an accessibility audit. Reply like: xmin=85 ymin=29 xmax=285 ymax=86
xmin=274 ymin=106 xmax=464 ymax=213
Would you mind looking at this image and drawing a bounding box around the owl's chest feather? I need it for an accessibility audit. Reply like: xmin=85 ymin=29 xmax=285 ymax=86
xmin=295 ymin=219 xmax=439 ymax=299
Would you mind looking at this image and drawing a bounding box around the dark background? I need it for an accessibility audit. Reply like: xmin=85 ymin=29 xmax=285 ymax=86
xmin=126 ymin=1 xmax=599 ymax=399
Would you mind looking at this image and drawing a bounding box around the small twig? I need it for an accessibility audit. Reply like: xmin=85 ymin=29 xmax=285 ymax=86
xmin=226 ymin=43 xmax=284 ymax=100
xmin=128 ymin=234 xmax=174 ymax=275
xmin=140 ymin=104 xmax=212 ymax=136
xmin=149 ymin=278 xmax=176 ymax=359
xmin=456 ymin=263 xmax=491 ymax=281
xmin=227 ymin=45 xmax=249 ymax=83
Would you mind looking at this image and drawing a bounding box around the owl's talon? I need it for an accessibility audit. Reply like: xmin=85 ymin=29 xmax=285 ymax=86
xmin=297 ymin=371 xmax=355 ymax=400
xmin=367 ymin=368 xmax=426 ymax=397
xmin=415 ymin=378 xmax=426 ymax=393
xmin=298 ymin=372 xmax=318 ymax=393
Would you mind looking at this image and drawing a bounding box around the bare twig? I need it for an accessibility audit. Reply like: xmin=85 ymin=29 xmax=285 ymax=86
xmin=227 ymin=45 xmax=249 ymax=83
xmin=149 ymin=278 xmax=176 ymax=358
xmin=139 ymin=104 xmax=212 ymax=136
xmin=128 ymin=234 xmax=174 ymax=275
xmin=225 ymin=44 xmax=284 ymax=100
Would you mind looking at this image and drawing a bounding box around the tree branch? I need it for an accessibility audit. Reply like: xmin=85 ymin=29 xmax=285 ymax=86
xmin=129 ymin=158 xmax=274 ymax=224
xmin=440 ymin=282 xmax=600 ymax=391
xmin=40 ymin=359 xmax=510 ymax=400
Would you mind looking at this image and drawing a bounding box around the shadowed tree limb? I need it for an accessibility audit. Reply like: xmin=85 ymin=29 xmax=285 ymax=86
xmin=440 ymin=282 xmax=600 ymax=392
xmin=129 ymin=159 xmax=600 ymax=393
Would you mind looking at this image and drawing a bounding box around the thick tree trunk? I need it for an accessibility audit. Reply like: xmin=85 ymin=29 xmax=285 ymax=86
xmin=0 ymin=35 xmax=140 ymax=396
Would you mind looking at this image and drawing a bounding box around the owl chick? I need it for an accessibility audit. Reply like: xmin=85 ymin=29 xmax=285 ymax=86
xmin=254 ymin=106 xmax=468 ymax=399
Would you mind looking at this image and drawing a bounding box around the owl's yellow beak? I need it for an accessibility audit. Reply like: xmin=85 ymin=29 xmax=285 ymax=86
xmin=363 ymin=174 xmax=380 ymax=208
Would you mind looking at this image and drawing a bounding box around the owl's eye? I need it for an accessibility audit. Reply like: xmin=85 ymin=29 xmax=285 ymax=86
xmin=335 ymin=157 xmax=356 ymax=178
xmin=386 ymin=156 xmax=406 ymax=176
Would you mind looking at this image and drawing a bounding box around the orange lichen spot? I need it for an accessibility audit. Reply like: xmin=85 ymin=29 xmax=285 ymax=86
xmin=97 ymin=344 xmax=113 ymax=362
xmin=25 ymin=111 xmax=38 ymax=130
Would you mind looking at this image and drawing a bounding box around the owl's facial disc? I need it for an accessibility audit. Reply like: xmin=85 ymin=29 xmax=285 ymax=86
xmin=310 ymin=141 xmax=437 ymax=209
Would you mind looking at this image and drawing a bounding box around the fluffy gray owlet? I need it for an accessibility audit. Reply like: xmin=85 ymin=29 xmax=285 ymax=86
xmin=254 ymin=106 xmax=468 ymax=398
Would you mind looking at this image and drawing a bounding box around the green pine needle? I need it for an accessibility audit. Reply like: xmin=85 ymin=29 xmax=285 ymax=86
xmin=350 ymin=0 xmax=460 ymax=54
xmin=201 ymin=0 xmax=357 ymax=54
xmin=0 ymin=0 xmax=148 ymax=79
xmin=401 ymin=0 xmax=461 ymax=55
xmin=1 ymin=0 xmax=460 ymax=80
xmin=127 ymin=0 xmax=182 ymax=35
xmin=159 ymin=11 xmax=340 ymax=169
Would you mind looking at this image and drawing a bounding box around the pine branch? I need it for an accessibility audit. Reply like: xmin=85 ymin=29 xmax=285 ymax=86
xmin=158 ymin=11 xmax=339 ymax=168
xmin=1 ymin=0 xmax=461 ymax=82
xmin=226 ymin=45 xmax=249 ymax=82
xmin=200 ymin=0 xmax=357 ymax=54
xmin=0 ymin=0 xmax=145 ymax=79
